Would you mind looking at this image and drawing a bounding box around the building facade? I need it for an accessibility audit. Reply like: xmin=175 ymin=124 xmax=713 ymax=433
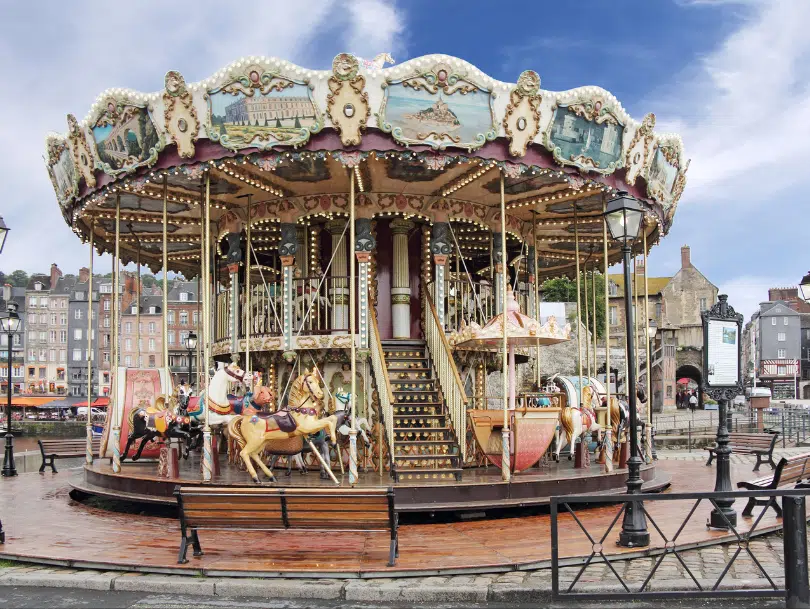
xmin=24 ymin=273 xmax=53 ymax=393
xmin=67 ymin=268 xmax=99 ymax=398
xmin=119 ymin=294 xmax=163 ymax=370
xmin=166 ymin=280 xmax=199 ymax=386
xmin=0 ymin=285 xmax=25 ymax=395
xmin=751 ymin=301 xmax=801 ymax=399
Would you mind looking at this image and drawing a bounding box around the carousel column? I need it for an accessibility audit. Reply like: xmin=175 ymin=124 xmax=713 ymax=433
xmin=296 ymin=226 xmax=307 ymax=278
xmin=430 ymin=222 xmax=451 ymax=329
xmin=278 ymin=223 xmax=297 ymax=352
xmin=391 ymin=219 xmax=414 ymax=339
xmin=498 ymin=173 xmax=510 ymax=482
xmin=85 ymin=222 xmax=95 ymax=465
xmin=349 ymin=173 xmax=358 ymax=486
xmin=201 ymin=172 xmax=213 ymax=482
xmin=493 ymin=232 xmax=504 ymax=314
xmin=228 ymin=263 xmax=240 ymax=356
xmin=328 ymin=220 xmax=349 ymax=333
xmin=111 ymin=196 xmax=122 ymax=473
xmin=355 ymin=218 xmax=374 ymax=349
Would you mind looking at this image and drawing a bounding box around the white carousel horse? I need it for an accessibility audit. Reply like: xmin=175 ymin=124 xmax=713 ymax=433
xmin=360 ymin=53 xmax=395 ymax=70
xmin=554 ymin=384 xmax=602 ymax=462
xmin=294 ymin=284 xmax=331 ymax=327
xmin=186 ymin=361 xmax=250 ymax=429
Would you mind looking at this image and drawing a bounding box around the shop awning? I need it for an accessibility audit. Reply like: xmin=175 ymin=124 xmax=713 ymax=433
xmin=10 ymin=397 xmax=60 ymax=407
xmin=39 ymin=397 xmax=84 ymax=409
xmin=73 ymin=397 xmax=109 ymax=408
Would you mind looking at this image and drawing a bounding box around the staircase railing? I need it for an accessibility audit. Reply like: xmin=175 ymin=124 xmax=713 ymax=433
xmin=369 ymin=301 xmax=395 ymax=460
xmin=424 ymin=290 xmax=468 ymax=458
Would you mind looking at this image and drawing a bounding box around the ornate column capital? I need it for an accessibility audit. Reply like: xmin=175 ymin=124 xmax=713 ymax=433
xmin=391 ymin=218 xmax=415 ymax=236
xmin=326 ymin=219 xmax=347 ymax=236
xmin=279 ymin=223 xmax=297 ymax=258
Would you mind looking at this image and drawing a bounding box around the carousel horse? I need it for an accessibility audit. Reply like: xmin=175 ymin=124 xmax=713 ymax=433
xmin=227 ymin=368 xmax=339 ymax=483
xmin=360 ymin=52 xmax=395 ymax=69
xmin=186 ymin=362 xmax=250 ymax=430
xmin=554 ymin=384 xmax=602 ymax=462
xmin=122 ymin=390 xmax=195 ymax=462
xmin=224 ymin=382 xmax=275 ymax=463
xmin=603 ymin=382 xmax=646 ymax=461
xmin=270 ymin=408 xmax=354 ymax=479
xmin=294 ymin=283 xmax=331 ymax=327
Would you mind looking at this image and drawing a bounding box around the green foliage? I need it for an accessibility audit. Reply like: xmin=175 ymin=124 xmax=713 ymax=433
xmin=541 ymin=272 xmax=606 ymax=339
xmin=6 ymin=270 xmax=29 ymax=287
xmin=140 ymin=274 xmax=157 ymax=288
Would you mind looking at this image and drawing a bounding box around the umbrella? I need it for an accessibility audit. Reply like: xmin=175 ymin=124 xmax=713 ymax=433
xmin=455 ymin=286 xmax=571 ymax=411
xmin=677 ymin=378 xmax=693 ymax=385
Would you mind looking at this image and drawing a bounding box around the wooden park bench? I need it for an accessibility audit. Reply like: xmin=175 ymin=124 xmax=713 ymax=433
xmin=737 ymin=452 xmax=810 ymax=517
xmin=174 ymin=486 xmax=399 ymax=566
xmin=705 ymin=432 xmax=778 ymax=471
xmin=39 ymin=438 xmax=100 ymax=473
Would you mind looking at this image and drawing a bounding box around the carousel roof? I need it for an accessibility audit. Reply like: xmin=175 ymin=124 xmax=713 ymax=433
xmin=44 ymin=53 xmax=688 ymax=278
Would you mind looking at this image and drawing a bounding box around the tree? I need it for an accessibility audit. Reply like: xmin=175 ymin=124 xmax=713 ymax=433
xmin=540 ymin=272 xmax=605 ymax=338
xmin=140 ymin=274 xmax=157 ymax=288
xmin=7 ymin=270 xmax=29 ymax=287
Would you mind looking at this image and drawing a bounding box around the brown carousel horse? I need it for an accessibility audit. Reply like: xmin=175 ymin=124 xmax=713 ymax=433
xmin=227 ymin=368 xmax=339 ymax=483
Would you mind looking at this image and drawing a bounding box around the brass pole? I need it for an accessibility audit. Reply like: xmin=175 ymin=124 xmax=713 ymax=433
xmin=111 ymin=195 xmax=121 ymax=472
xmin=500 ymin=171 xmax=510 ymax=482
xmin=584 ymin=262 xmax=591 ymax=379
xmin=162 ymin=176 xmax=169 ymax=382
xmin=349 ymin=170 xmax=358 ymax=485
xmin=245 ymin=195 xmax=252 ymax=380
xmin=202 ymin=171 xmax=212 ymax=482
xmin=533 ymin=211 xmax=541 ymax=390
xmin=633 ymin=254 xmax=640 ymax=385
xmin=135 ymin=247 xmax=140 ymax=368
xmin=592 ymin=260 xmax=598 ymax=379
xmin=644 ymin=226 xmax=652 ymax=430
xmin=574 ymin=204 xmax=583 ymax=402
xmin=85 ymin=221 xmax=95 ymax=464
xmin=603 ymin=197 xmax=611 ymax=410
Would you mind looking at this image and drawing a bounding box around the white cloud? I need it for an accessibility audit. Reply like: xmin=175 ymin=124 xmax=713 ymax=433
xmin=0 ymin=0 xmax=406 ymax=275
xmin=717 ymin=274 xmax=796 ymax=322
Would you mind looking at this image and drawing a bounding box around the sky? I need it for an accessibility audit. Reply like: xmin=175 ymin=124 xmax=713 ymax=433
xmin=0 ymin=0 xmax=807 ymax=321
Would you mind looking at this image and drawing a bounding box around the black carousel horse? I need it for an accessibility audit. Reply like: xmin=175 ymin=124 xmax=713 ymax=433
xmin=122 ymin=395 xmax=197 ymax=462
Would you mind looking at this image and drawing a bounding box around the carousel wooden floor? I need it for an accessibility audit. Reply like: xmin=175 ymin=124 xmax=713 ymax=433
xmin=0 ymin=461 xmax=790 ymax=577
xmin=73 ymin=453 xmax=669 ymax=512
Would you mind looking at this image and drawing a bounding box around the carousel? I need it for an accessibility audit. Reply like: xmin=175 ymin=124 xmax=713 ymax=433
xmin=45 ymin=52 xmax=687 ymax=510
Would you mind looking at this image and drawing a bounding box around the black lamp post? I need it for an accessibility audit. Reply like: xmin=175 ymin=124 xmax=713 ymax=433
xmin=185 ymin=331 xmax=197 ymax=393
xmin=2 ymin=301 xmax=21 ymax=478
xmin=604 ymin=191 xmax=649 ymax=548
xmin=647 ymin=318 xmax=658 ymax=460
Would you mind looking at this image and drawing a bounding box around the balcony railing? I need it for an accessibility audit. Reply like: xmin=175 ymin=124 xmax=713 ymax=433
xmin=291 ymin=275 xmax=354 ymax=335
xmin=432 ymin=279 xmax=532 ymax=334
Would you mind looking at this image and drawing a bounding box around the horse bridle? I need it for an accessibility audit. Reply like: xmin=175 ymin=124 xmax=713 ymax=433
xmin=293 ymin=374 xmax=321 ymax=411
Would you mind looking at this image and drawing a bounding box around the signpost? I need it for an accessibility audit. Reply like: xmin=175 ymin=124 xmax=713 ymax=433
xmin=702 ymin=294 xmax=743 ymax=529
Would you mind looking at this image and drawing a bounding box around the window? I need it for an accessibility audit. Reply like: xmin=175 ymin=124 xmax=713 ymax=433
xmin=60 ymin=330 xmax=66 ymax=343
xmin=784 ymin=317 xmax=789 ymax=325
xmin=149 ymin=338 xmax=156 ymax=352
xmin=778 ymin=332 xmax=786 ymax=342
xmin=699 ymin=298 xmax=707 ymax=312
xmin=180 ymin=292 xmax=188 ymax=302
xmin=777 ymin=365 xmax=787 ymax=376
xmin=807 ymin=330 xmax=810 ymax=340
xmin=778 ymin=349 xmax=786 ymax=358
xmin=131 ymin=305 xmax=138 ymax=315
xmin=103 ymin=352 xmax=110 ymax=363
xmin=103 ymin=317 xmax=110 ymax=328
xmin=148 ymin=355 xmax=156 ymax=367
xmin=103 ymin=334 xmax=109 ymax=347
xmin=125 ymin=355 xmax=132 ymax=367
xmin=138 ymin=338 xmax=143 ymax=352
xmin=28 ymin=350 xmax=35 ymax=363
xmin=49 ymin=330 xmax=56 ymax=342
xmin=49 ymin=349 xmax=56 ymax=362
xmin=100 ymin=284 xmax=111 ymax=294
xmin=180 ymin=331 xmax=189 ymax=345
xmin=39 ymin=331 xmax=46 ymax=341
xmin=192 ymin=311 xmax=198 ymax=326
xmin=168 ymin=333 xmax=175 ymax=346
xmin=74 ymin=329 xmax=82 ymax=340
xmin=34 ymin=283 xmax=42 ymax=292
xmin=149 ymin=306 xmax=156 ymax=314
xmin=125 ymin=322 xmax=132 ymax=334
xmin=39 ymin=314 xmax=47 ymax=324
xmin=13 ymin=335 xmax=20 ymax=347
xmin=28 ymin=313 xmax=35 ymax=324
xmin=28 ymin=330 xmax=36 ymax=342
xmin=149 ymin=322 xmax=156 ymax=335
xmin=139 ymin=322 xmax=143 ymax=334
xmin=50 ymin=314 xmax=56 ymax=325
xmin=75 ymin=291 xmax=83 ymax=300
xmin=125 ymin=338 xmax=132 ymax=351
xmin=609 ymin=306 xmax=618 ymax=326
xmin=103 ymin=300 xmax=110 ymax=312
xmin=73 ymin=349 xmax=82 ymax=361
xmin=60 ymin=313 xmax=66 ymax=325
xmin=29 ymin=296 xmax=37 ymax=307
xmin=60 ymin=350 xmax=66 ymax=363
xmin=74 ymin=309 xmax=82 ymax=320
xmin=38 ymin=366 xmax=46 ymax=378
xmin=41 ymin=297 xmax=48 ymax=307
xmin=180 ymin=311 xmax=188 ymax=325
xmin=167 ymin=311 xmax=175 ymax=324
xmin=772 ymin=318 xmax=777 ymax=326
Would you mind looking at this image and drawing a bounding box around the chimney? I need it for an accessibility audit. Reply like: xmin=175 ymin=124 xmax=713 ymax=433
xmin=3 ymin=284 xmax=10 ymax=302
xmin=79 ymin=267 xmax=90 ymax=283
xmin=680 ymin=245 xmax=691 ymax=269
xmin=49 ymin=263 xmax=62 ymax=289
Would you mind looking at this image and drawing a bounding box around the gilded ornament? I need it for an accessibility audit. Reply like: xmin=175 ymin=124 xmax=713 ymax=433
xmin=163 ymin=70 xmax=199 ymax=158
xmin=66 ymin=113 xmax=96 ymax=189
xmin=326 ymin=54 xmax=370 ymax=146
xmin=503 ymin=70 xmax=542 ymax=157
xmin=624 ymin=112 xmax=655 ymax=186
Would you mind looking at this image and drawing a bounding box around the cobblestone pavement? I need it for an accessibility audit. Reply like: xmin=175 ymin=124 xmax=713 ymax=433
xmin=658 ymin=446 xmax=810 ymax=463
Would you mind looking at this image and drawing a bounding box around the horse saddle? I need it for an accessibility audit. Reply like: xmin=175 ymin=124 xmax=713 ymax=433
xmin=255 ymin=410 xmax=297 ymax=433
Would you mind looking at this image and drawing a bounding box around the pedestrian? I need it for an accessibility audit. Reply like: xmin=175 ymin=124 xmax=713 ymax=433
xmin=689 ymin=391 xmax=698 ymax=412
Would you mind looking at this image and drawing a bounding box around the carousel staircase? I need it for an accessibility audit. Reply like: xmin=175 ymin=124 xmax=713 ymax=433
xmin=381 ymin=339 xmax=462 ymax=482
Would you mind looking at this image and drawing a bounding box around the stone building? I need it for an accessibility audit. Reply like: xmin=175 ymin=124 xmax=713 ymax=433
xmin=166 ymin=280 xmax=199 ymax=387
xmin=67 ymin=267 xmax=99 ymax=398
xmin=119 ymin=294 xmax=163 ymax=370
xmin=97 ymin=273 xmax=140 ymax=396
xmin=749 ymin=301 xmax=801 ymax=399
xmin=0 ymin=284 xmax=25 ymax=395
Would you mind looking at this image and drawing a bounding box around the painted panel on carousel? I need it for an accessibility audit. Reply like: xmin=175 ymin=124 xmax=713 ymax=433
xmin=91 ymin=99 xmax=163 ymax=176
xmin=205 ymin=66 xmax=322 ymax=152
xmin=546 ymin=97 xmax=625 ymax=174
xmin=46 ymin=136 xmax=79 ymax=208
xmin=379 ymin=62 xmax=497 ymax=151
xmin=66 ymin=113 xmax=96 ymax=189
xmin=647 ymin=136 xmax=689 ymax=229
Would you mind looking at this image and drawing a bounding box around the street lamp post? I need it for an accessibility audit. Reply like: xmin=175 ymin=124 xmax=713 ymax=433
xmin=0 ymin=216 xmax=9 ymax=255
xmin=604 ymin=192 xmax=649 ymax=548
xmin=800 ymin=272 xmax=810 ymax=304
xmin=1 ymin=302 xmax=22 ymax=478
xmin=647 ymin=318 xmax=658 ymax=460
xmin=185 ymin=331 xmax=197 ymax=393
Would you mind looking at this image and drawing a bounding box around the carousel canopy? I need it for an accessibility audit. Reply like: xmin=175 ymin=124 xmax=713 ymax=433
xmin=44 ymin=53 xmax=687 ymax=279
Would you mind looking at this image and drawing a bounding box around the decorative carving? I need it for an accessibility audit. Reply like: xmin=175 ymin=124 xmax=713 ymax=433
xmin=224 ymin=233 xmax=242 ymax=265
xmin=624 ymin=112 xmax=655 ymax=186
xmin=66 ymin=114 xmax=96 ymax=189
xmin=163 ymin=70 xmax=200 ymax=159
xmin=355 ymin=218 xmax=375 ymax=252
xmin=90 ymin=98 xmax=163 ymax=176
xmin=326 ymin=54 xmax=370 ymax=146
xmin=46 ymin=136 xmax=79 ymax=208
xmin=430 ymin=222 xmax=452 ymax=256
xmin=493 ymin=232 xmax=503 ymax=264
xmin=504 ymin=70 xmax=542 ymax=157
xmin=278 ymin=223 xmax=297 ymax=257
xmin=379 ymin=62 xmax=497 ymax=151
xmin=205 ymin=64 xmax=322 ymax=152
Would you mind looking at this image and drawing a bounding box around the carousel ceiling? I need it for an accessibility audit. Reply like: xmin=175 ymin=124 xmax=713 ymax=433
xmin=44 ymin=53 xmax=687 ymax=278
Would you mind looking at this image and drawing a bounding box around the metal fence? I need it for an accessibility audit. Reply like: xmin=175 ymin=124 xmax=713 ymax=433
xmin=551 ymin=489 xmax=810 ymax=604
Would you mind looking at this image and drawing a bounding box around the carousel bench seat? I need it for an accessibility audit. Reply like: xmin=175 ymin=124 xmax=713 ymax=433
xmin=705 ymin=432 xmax=778 ymax=471
xmin=737 ymin=452 xmax=810 ymax=517
xmin=38 ymin=438 xmax=100 ymax=473
xmin=174 ymin=485 xmax=398 ymax=566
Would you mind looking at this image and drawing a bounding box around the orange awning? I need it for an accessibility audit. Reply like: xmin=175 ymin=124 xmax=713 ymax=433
xmin=92 ymin=398 xmax=109 ymax=407
xmin=10 ymin=397 xmax=59 ymax=407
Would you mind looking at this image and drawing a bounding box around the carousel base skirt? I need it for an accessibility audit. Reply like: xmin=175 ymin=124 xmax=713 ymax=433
xmin=73 ymin=455 xmax=669 ymax=512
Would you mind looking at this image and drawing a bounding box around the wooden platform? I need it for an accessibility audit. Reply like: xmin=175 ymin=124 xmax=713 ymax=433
xmin=0 ymin=460 xmax=788 ymax=577
xmin=72 ymin=453 xmax=669 ymax=512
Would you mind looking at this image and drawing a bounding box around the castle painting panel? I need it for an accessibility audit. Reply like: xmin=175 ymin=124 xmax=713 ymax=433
xmin=648 ymin=148 xmax=678 ymax=197
xmin=548 ymin=106 xmax=623 ymax=171
xmin=49 ymin=145 xmax=78 ymax=205
xmin=92 ymin=107 xmax=160 ymax=173
xmin=208 ymin=84 xmax=319 ymax=151
xmin=382 ymin=85 xmax=495 ymax=150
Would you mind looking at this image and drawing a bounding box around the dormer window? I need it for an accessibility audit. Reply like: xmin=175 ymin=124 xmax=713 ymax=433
xmin=149 ymin=306 xmax=156 ymax=314
xmin=131 ymin=305 xmax=138 ymax=314
xmin=179 ymin=292 xmax=188 ymax=302
xmin=608 ymin=281 xmax=618 ymax=297
xmin=34 ymin=282 xmax=42 ymax=291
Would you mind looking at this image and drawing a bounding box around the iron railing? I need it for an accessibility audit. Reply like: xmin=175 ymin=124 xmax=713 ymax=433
xmin=240 ymin=284 xmax=281 ymax=337
xmin=551 ymin=489 xmax=810 ymax=603
xmin=368 ymin=301 xmax=395 ymax=459
xmin=291 ymin=275 xmax=353 ymax=334
xmin=424 ymin=290 xmax=468 ymax=458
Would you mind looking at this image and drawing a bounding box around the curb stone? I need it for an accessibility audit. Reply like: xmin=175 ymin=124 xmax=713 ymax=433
xmin=214 ymin=578 xmax=344 ymax=600
xmin=0 ymin=570 xmax=116 ymax=591
xmin=113 ymin=573 xmax=215 ymax=595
